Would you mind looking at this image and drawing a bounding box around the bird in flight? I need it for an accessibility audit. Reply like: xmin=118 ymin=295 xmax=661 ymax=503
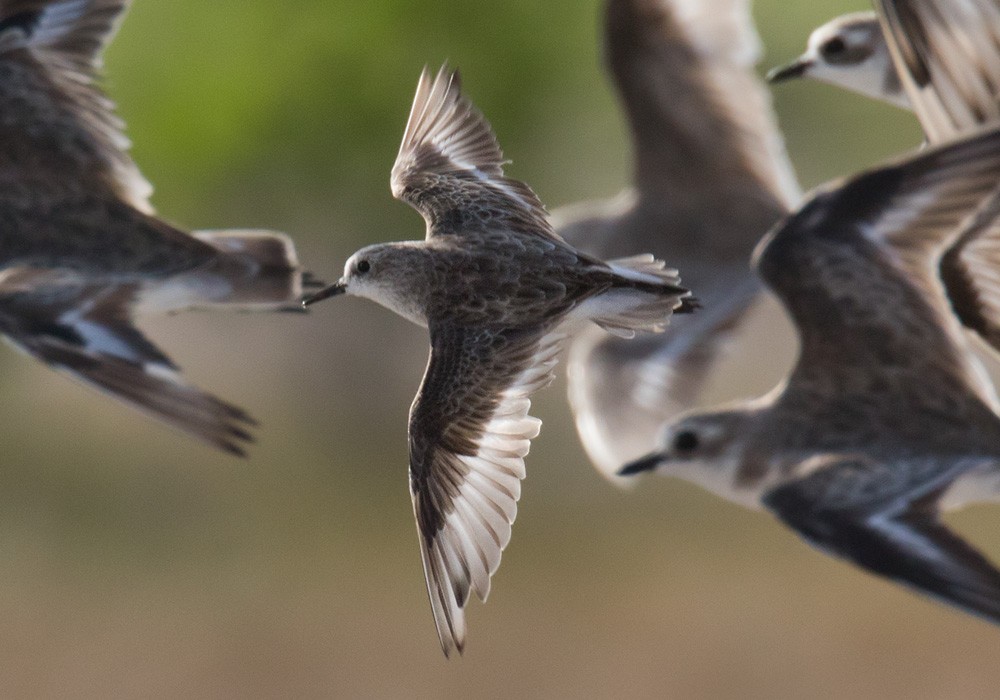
xmin=553 ymin=0 xmax=800 ymax=477
xmin=621 ymin=124 xmax=1000 ymax=628
xmin=0 ymin=0 xmax=315 ymax=455
xmin=304 ymin=65 xmax=690 ymax=656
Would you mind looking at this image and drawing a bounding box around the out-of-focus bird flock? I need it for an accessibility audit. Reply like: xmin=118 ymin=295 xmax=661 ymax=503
xmin=4 ymin=0 xmax=1000 ymax=696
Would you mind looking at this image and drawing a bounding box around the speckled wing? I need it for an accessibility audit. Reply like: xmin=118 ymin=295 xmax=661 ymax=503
xmin=0 ymin=0 xmax=152 ymax=211
xmin=390 ymin=65 xmax=560 ymax=241
xmin=756 ymin=126 xmax=1000 ymax=404
xmin=876 ymin=0 xmax=1000 ymax=143
xmin=408 ymin=322 xmax=564 ymax=656
xmin=0 ymin=268 xmax=255 ymax=455
xmin=764 ymin=455 xmax=1000 ymax=625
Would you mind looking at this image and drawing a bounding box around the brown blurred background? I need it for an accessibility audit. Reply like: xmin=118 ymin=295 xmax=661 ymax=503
xmin=0 ymin=1 xmax=996 ymax=697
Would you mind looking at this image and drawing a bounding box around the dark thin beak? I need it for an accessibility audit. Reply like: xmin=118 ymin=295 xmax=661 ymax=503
xmin=302 ymin=280 xmax=347 ymax=306
xmin=767 ymin=57 xmax=812 ymax=84
xmin=618 ymin=451 xmax=665 ymax=476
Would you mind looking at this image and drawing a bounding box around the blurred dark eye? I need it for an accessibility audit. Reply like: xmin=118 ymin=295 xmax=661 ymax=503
xmin=673 ymin=430 xmax=699 ymax=453
xmin=357 ymin=260 xmax=371 ymax=274
xmin=822 ymin=37 xmax=847 ymax=58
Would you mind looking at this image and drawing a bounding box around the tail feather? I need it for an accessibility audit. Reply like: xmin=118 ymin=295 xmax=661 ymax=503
xmin=588 ymin=254 xmax=692 ymax=337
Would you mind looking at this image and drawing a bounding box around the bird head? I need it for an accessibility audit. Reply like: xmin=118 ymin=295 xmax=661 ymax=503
xmin=767 ymin=12 xmax=909 ymax=110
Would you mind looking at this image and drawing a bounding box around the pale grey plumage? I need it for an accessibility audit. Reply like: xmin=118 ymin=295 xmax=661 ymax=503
xmin=305 ymin=65 xmax=690 ymax=656
xmin=622 ymin=125 xmax=1000 ymax=628
xmin=554 ymin=0 xmax=800 ymax=477
xmin=0 ymin=0 xmax=313 ymax=453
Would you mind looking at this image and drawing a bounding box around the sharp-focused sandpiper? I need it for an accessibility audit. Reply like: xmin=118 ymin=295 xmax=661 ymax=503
xmin=304 ymin=65 xmax=691 ymax=656
xmin=622 ymin=124 xmax=1000 ymax=627
xmin=553 ymin=0 xmax=800 ymax=477
xmin=0 ymin=0 xmax=315 ymax=454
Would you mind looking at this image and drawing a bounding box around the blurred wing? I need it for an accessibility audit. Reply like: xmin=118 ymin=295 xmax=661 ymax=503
xmin=408 ymin=323 xmax=563 ymax=656
xmin=940 ymin=189 xmax=1000 ymax=354
xmin=568 ymin=273 xmax=757 ymax=476
xmin=765 ymin=457 xmax=1000 ymax=625
xmin=390 ymin=65 xmax=558 ymax=241
xmin=0 ymin=0 xmax=152 ymax=211
xmin=756 ymin=126 xmax=1000 ymax=401
xmin=876 ymin=0 xmax=1000 ymax=143
xmin=605 ymin=0 xmax=800 ymax=212
xmin=0 ymin=0 xmax=128 ymax=66
xmin=0 ymin=270 xmax=255 ymax=455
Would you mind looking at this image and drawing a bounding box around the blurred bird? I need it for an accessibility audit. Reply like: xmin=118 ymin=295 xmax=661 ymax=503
xmin=766 ymin=12 xmax=912 ymax=109
xmin=0 ymin=0 xmax=315 ymax=454
xmin=304 ymin=65 xmax=690 ymax=656
xmin=553 ymin=0 xmax=800 ymax=477
xmin=770 ymin=0 xmax=1000 ymax=359
xmin=769 ymin=1 xmax=1000 ymax=143
xmin=621 ymin=125 xmax=1000 ymax=628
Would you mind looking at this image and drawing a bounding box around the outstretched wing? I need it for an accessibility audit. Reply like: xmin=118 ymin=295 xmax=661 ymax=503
xmin=0 ymin=269 xmax=255 ymax=455
xmin=765 ymin=455 xmax=1000 ymax=626
xmin=0 ymin=0 xmax=128 ymax=67
xmin=0 ymin=0 xmax=152 ymax=211
xmin=408 ymin=322 xmax=563 ymax=656
xmin=876 ymin=0 xmax=1000 ymax=143
xmin=559 ymin=0 xmax=794 ymax=476
xmin=390 ymin=65 xmax=559 ymax=241
xmin=756 ymin=125 xmax=1000 ymax=407
xmin=604 ymin=0 xmax=800 ymax=213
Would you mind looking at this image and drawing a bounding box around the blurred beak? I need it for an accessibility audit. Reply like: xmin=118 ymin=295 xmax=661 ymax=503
xmin=767 ymin=57 xmax=812 ymax=84
xmin=302 ymin=279 xmax=347 ymax=306
xmin=618 ymin=451 xmax=665 ymax=476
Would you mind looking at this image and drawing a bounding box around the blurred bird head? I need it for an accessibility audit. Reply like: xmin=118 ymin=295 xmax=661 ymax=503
xmin=618 ymin=407 xmax=758 ymax=500
xmin=767 ymin=12 xmax=910 ymax=110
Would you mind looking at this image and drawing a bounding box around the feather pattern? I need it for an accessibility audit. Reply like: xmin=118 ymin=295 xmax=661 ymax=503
xmin=409 ymin=325 xmax=564 ymax=656
xmin=390 ymin=65 xmax=557 ymax=240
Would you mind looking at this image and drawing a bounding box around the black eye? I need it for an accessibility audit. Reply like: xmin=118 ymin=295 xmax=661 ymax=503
xmin=356 ymin=260 xmax=371 ymax=274
xmin=673 ymin=430 xmax=699 ymax=453
xmin=821 ymin=37 xmax=847 ymax=58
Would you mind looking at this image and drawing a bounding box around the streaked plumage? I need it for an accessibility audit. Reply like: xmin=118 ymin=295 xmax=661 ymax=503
xmin=554 ymin=0 xmax=800 ymax=477
xmin=304 ymin=65 xmax=690 ymax=656
xmin=0 ymin=0 xmax=313 ymax=453
xmin=622 ymin=126 xmax=1000 ymax=627
xmin=875 ymin=0 xmax=1000 ymax=142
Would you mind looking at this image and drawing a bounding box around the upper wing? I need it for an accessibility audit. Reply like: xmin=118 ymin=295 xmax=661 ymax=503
xmin=876 ymin=0 xmax=1000 ymax=143
xmin=755 ymin=125 xmax=1000 ymax=406
xmin=408 ymin=322 xmax=563 ymax=656
xmin=0 ymin=0 xmax=128 ymax=67
xmin=390 ymin=65 xmax=559 ymax=241
xmin=764 ymin=456 xmax=1000 ymax=626
xmin=0 ymin=0 xmax=152 ymax=211
xmin=604 ymin=0 xmax=800 ymax=214
xmin=0 ymin=269 xmax=255 ymax=455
